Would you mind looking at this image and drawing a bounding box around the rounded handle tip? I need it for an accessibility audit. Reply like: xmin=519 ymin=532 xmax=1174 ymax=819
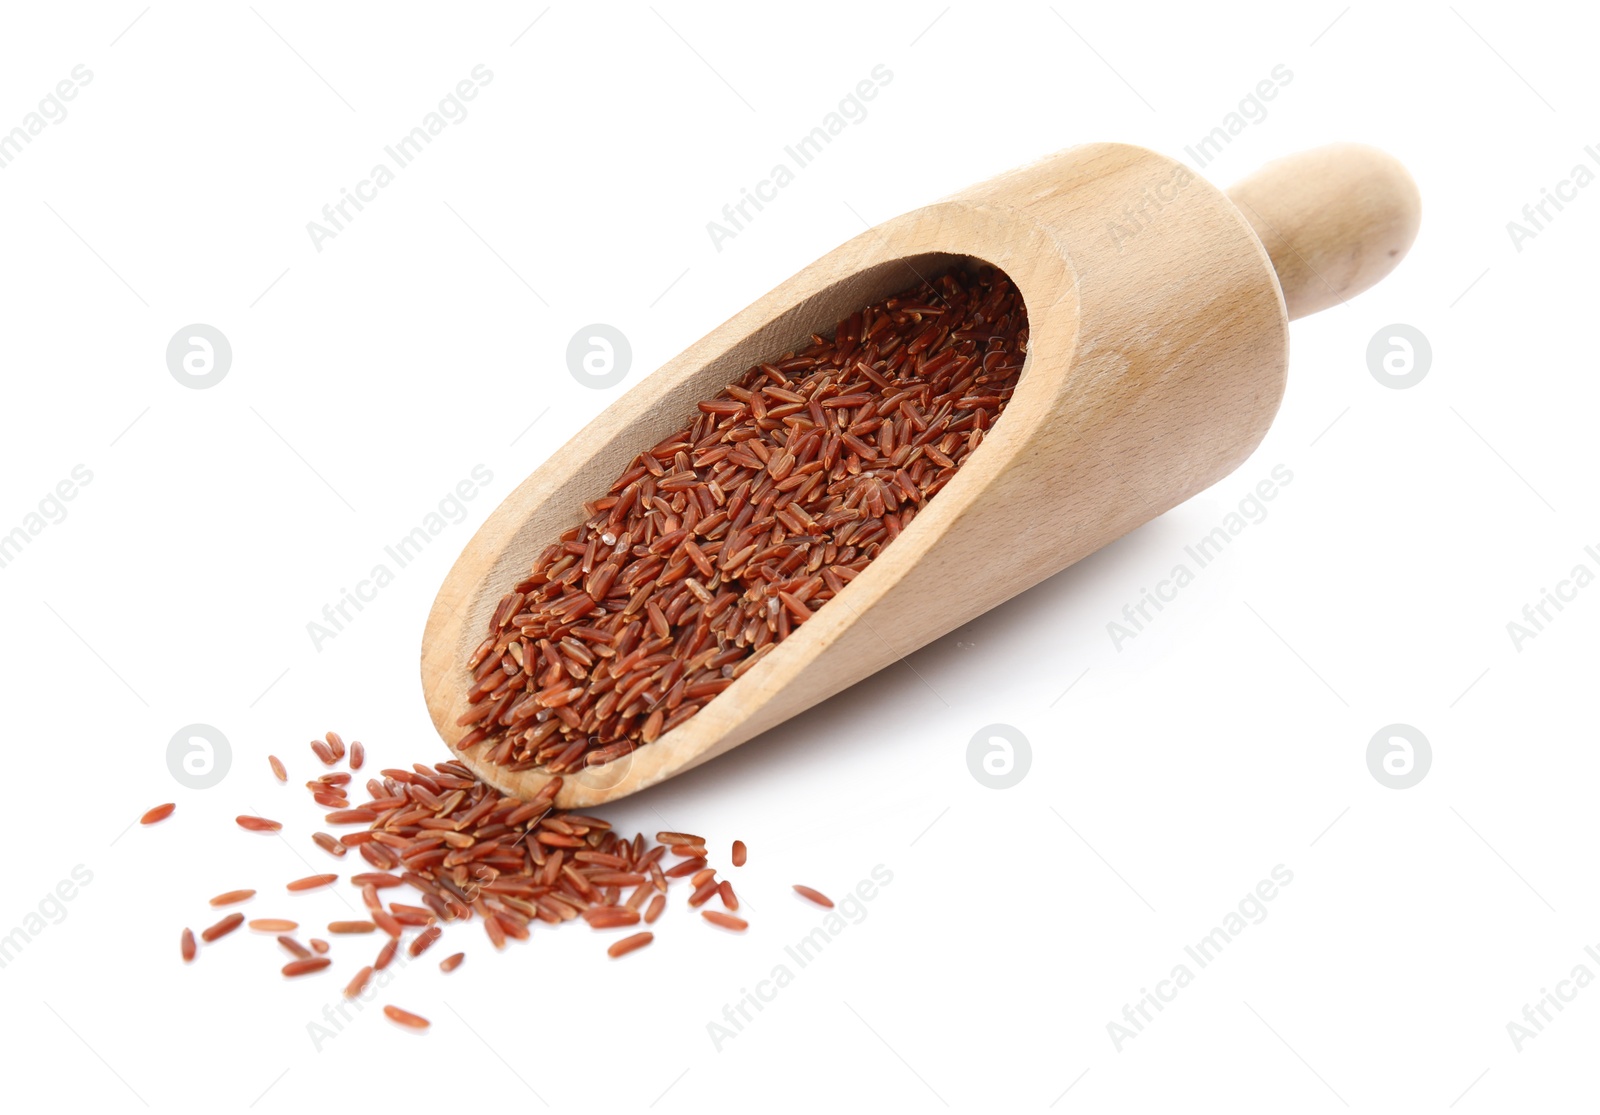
xmin=1226 ymin=143 xmax=1421 ymax=320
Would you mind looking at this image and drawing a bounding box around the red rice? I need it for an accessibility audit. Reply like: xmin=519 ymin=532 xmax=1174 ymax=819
xmin=269 ymin=755 xmax=287 ymax=782
xmin=345 ymin=965 xmax=373 ymax=998
xmin=236 ymin=815 xmax=282 ymax=832
xmin=384 ymin=1005 xmax=429 ymax=1030
xmin=313 ymin=832 xmax=348 ymax=858
xmin=583 ymin=907 xmax=641 ymax=929
xmin=169 ymin=729 xmax=838 ymax=1035
xmin=792 ymin=884 xmax=833 ymax=908
xmin=408 ymin=926 xmax=442 ymax=957
xmin=278 ymin=936 xmax=311 ymax=959
xmin=731 ymin=839 xmax=747 ymax=867
xmin=374 ymin=936 xmax=399 ymax=971
xmin=200 ymin=913 xmax=243 ymax=942
xmin=460 ymin=268 xmax=1026 ymax=773
xmin=607 ymin=931 xmax=653 ymax=959
xmin=351 ymin=872 xmax=403 ymax=888
xmin=141 ymin=803 xmax=175 ymax=825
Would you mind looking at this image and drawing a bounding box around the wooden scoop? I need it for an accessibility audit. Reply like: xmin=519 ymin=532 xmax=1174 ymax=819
xmin=422 ymin=142 xmax=1420 ymax=807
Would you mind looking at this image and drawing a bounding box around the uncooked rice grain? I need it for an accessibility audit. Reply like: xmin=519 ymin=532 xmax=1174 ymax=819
xmin=408 ymin=926 xmax=442 ymax=957
xmin=374 ymin=936 xmax=399 ymax=971
xmin=584 ymin=908 xmax=641 ymax=929
xmin=792 ymin=884 xmax=833 ymax=908
xmin=460 ymin=267 xmax=1026 ymax=774
xmin=665 ymin=856 xmax=707 ymax=878
xmin=141 ymin=803 xmax=175 ymax=825
xmin=313 ymin=832 xmax=348 ymax=858
xmin=201 ymin=913 xmax=244 ymax=942
xmin=657 ymin=832 xmax=704 ymax=846
xmin=278 ymin=936 xmax=311 ymax=959
xmin=351 ymin=872 xmax=402 ymax=888
xmin=236 ymin=815 xmax=282 ymax=832
xmin=344 ymin=965 xmax=373 ymax=998
xmin=607 ymin=931 xmax=653 ymax=958
xmin=383 ymin=1005 xmax=429 ymax=1030
xmin=169 ymin=727 xmax=851 ymax=1036
xmin=731 ymin=839 xmax=747 ymax=866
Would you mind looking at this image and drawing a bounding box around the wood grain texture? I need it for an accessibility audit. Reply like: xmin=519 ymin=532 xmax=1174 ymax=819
xmin=422 ymin=141 xmax=1413 ymax=807
xmin=1226 ymin=143 xmax=1421 ymax=319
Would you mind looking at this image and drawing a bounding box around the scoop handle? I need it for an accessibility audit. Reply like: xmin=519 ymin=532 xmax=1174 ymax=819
xmin=1225 ymin=143 xmax=1421 ymax=320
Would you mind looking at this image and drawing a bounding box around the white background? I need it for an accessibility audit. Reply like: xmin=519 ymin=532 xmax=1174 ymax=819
xmin=0 ymin=2 xmax=1595 ymax=1111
